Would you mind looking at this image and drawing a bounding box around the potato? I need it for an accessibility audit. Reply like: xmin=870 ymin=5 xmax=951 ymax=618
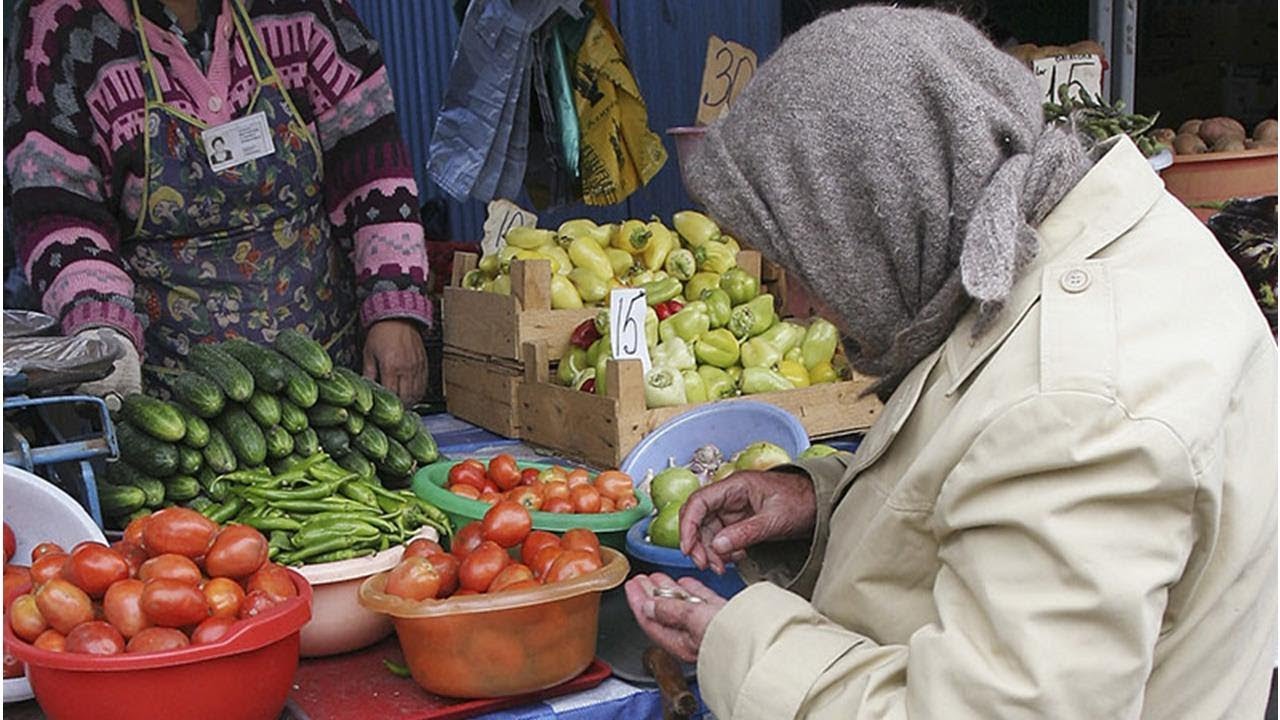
xmin=1210 ymin=136 xmax=1246 ymax=152
xmin=1178 ymin=119 xmax=1203 ymax=136
xmin=1197 ymin=117 xmax=1247 ymax=146
xmin=1252 ymin=119 xmax=1277 ymax=146
xmin=1151 ymin=128 xmax=1177 ymax=146
xmin=1245 ymin=139 xmax=1259 ymax=150
xmin=1172 ymin=133 xmax=1208 ymax=155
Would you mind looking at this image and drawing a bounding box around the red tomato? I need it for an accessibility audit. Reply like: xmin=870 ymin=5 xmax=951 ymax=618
xmin=538 ymin=466 xmax=568 ymax=484
xmin=191 ymin=616 xmax=237 ymax=645
xmin=520 ymin=531 xmax=561 ymax=568
xmin=9 ymin=594 xmax=47 ymax=642
xmin=544 ymin=549 xmax=602 ymax=584
xmin=487 ymin=454 xmax=521 ymax=491
xmin=542 ymin=481 xmax=570 ymax=501
xmin=204 ymin=525 xmax=268 ymax=579
xmin=565 ymin=468 xmax=591 ymax=489
xmin=3 ymin=523 xmax=14 ymax=565
xmin=65 ymin=621 xmax=125 ymax=655
xmin=403 ymin=538 xmax=446 ymax=560
xmin=4 ymin=566 xmax=33 ymax=610
xmin=384 ymin=557 xmax=442 ymax=601
xmin=506 ymin=486 xmax=543 ymax=512
xmin=458 ymin=541 xmax=510 ymax=593
xmin=34 ymin=578 xmax=94 ymax=635
xmin=487 ymin=563 xmax=534 ymax=592
xmin=33 ymin=628 xmax=66 ymax=652
xmin=30 ymin=553 xmax=69 ymax=586
xmin=450 ymin=522 xmax=486 ymax=559
xmin=450 ymin=484 xmax=481 ymax=500
xmin=62 ymin=543 xmax=129 ymax=598
xmin=1 ymin=642 xmax=20 ymax=678
xmin=453 ymin=589 xmax=480 ymax=597
xmin=125 ymin=627 xmax=189 ymax=654
xmin=519 ymin=468 xmax=541 ymax=486
xmin=529 ymin=546 xmax=563 ymax=579
xmin=142 ymin=507 xmax=217 ymax=559
xmin=237 ymin=590 xmax=278 ymax=620
xmin=560 ymin=528 xmax=602 ymax=560
xmin=123 ymin=515 xmax=149 ymax=548
xmin=103 ymin=578 xmax=150 ymax=639
xmin=593 ymin=471 xmax=635 ymax=502
xmin=110 ymin=541 xmax=149 ymax=578
xmin=447 ymin=460 xmax=488 ymax=492
xmin=479 ymin=490 xmax=502 ymax=505
xmin=424 ymin=553 xmax=460 ymax=598
xmin=481 ymin=501 xmax=532 ymax=549
xmin=599 ymin=497 xmax=617 ymax=513
xmin=245 ymin=564 xmax=297 ymax=601
xmin=138 ymin=554 xmax=202 ymax=586
xmin=30 ymin=542 xmax=64 ymax=563
xmin=202 ymin=577 xmax=245 ymax=618
xmin=542 ymin=497 xmax=573 ymax=514
xmin=503 ymin=579 xmax=541 ymax=591
xmin=570 ymin=485 xmax=602 ymax=514
xmin=615 ymin=495 xmax=639 ymax=511
xmin=140 ymin=578 xmax=208 ymax=628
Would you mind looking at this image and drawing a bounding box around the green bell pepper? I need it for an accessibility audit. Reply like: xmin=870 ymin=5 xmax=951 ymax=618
xmin=568 ymin=267 xmax=608 ymax=304
xmin=701 ymin=288 xmax=732 ymax=329
xmin=758 ymin=321 xmax=806 ymax=356
xmin=557 ymin=347 xmax=590 ymax=386
xmin=728 ymin=294 xmax=776 ymax=339
xmin=682 ymin=369 xmax=708 ymax=403
xmin=694 ymin=241 xmax=736 ymax=275
xmin=673 ymin=210 xmax=722 ymax=247
xmin=489 ymin=274 xmax=512 ymax=295
xmin=659 ymin=302 xmax=710 ymax=344
xmin=594 ymin=348 xmax=610 ymax=395
xmin=645 ymin=306 xmax=659 ymax=349
xmin=802 ymin=318 xmax=840 ymax=369
xmin=694 ymin=329 xmax=740 ymax=368
xmin=644 ymin=367 xmax=687 ymax=408
xmin=740 ymin=337 xmax=782 ymax=369
xmin=684 ymin=273 xmax=721 ymax=304
xmin=663 ymin=249 xmax=697 ymax=282
xmin=652 ymin=337 xmax=697 ymax=372
xmin=719 ymin=268 xmax=759 ymax=305
xmin=800 ymin=443 xmax=840 ymax=459
xmin=594 ymin=309 xmax=610 ymax=336
xmin=784 ymin=347 xmax=803 ymax=364
xmin=567 ymin=237 xmax=613 ymax=280
xmin=642 ymin=276 xmax=683 ymax=306
xmin=586 ymin=337 xmax=607 ymax=367
xmin=740 ymin=367 xmax=795 ymax=395
xmin=777 ymin=359 xmax=811 ymax=388
xmin=726 ymin=365 xmax=742 ymax=385
xmin=571 ymin=368 xmax=596 ymax=391
xmin=462 ymin=269 xmax=487 ymax=290
xmin=697 ymin=365 xmax=737 ymax=400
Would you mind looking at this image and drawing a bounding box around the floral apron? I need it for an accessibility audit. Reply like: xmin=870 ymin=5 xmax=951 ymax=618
xmin=124 ymin=0 xmax=358 ymax=383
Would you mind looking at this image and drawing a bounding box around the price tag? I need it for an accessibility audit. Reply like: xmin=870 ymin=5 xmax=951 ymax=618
xmin=480 ymin=199 xmax=539 ymax=257
xmin=696 ymin=35 xmax=758 ymax=126
xmin=1034 ymin=53 xmax=1103 ymax=103
xmin=609 ymin=288 xmax=651 ymax=375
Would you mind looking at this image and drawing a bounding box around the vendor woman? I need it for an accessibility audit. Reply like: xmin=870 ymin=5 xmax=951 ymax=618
xmin=7 ymin=0 xmax=433 ymax=403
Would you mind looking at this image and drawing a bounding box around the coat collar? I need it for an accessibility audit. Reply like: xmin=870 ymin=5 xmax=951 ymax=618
xmin=941 ymin=136 xmax=1167 ymax=395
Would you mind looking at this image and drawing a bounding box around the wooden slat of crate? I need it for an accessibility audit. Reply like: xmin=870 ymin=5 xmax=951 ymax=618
xmin=442 ymin=350 xmax=526 ymax=439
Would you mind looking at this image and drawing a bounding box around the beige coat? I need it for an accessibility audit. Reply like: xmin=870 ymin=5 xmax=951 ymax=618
xmin=698 ymin=137 xmax=1277 ymax=719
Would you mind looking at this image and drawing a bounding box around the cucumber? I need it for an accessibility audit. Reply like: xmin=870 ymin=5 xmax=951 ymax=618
xmin=108 ymin=462 xmax=166 ymax=507
xmin=337 ymin=368 xmax=373 ymax=414
xmin=116 ymin=422 xmax=180 ymax=477
xmin=344 ymin=412 xmax=365 ymax=436
xmin=306 ymin=403 xmax=348 ymax=428
xmin=216 ymin=406 xmax=268 ymax=466
xmin=221 ymin=339 xmax=288 ymax=393
xmin=164 ymin=475 xmax=201 ymax=502
xmin=293 ymin=428 xmax=321 ymax=457
xmin=202 ymin=428 xmax=238 ymax=474
xmin=96 ymin=482 xmax=146 ymax=516
xmin=264 ymin=425 xmax=294 ymax=460
xmin=121 ymin=394 xmax=186 ymax=442
xmin=188 ymin=344 xmax=255 ymax=402
xmin=388 ymin=412 xmax=420 ymax=443
xmin=178 ymin=446 xmax=203 ymax=475
xmin=278 ymin=400 xmax=308 ymax=434
xmin=245 ymin=390 xmax=282 ymax=428
xmin=174 ymin=405 xmax=210 ymax=449
xmin=368 ymin=384 xmax=404 ymax=428
xmin=405 ymin=430 xmax=440 ymax=466
xmin=337 ymin=450 xmax=376 ymax=482
xmin=316 ymin=427 xmax=351 ymax=458
xmin=316 ymin=372 xmax=355 ymax=407
xmin=281 ymin=359 xmax=319 ymax=409
xmin=185 ymin=495 xmax=215 ymax=513
xmin=273 ymin=329 xmax=333 ymax=378
xmin=352 ymin=425 xmax=389 ymax=462
xmin=169 ymin=371 xmax=224 ymax=418
xmin=381 ymin=436 xmax=414 ymax=477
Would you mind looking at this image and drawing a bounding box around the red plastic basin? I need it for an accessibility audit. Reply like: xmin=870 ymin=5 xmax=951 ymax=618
xmin=6 ymin=570 xmax=312 ymax=720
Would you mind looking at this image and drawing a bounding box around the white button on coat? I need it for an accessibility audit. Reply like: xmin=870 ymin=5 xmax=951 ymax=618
xmin=1059 ymin=268 xmax=1091 ymax=293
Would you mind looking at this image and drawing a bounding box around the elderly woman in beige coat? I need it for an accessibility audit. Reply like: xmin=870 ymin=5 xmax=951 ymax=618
xmin=623 ymin=7 xmax=1277 ymax=719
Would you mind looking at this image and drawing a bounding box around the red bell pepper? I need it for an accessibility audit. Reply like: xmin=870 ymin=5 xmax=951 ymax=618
xmin=654 ymin=300 xmax=684 ymax=321
xmin=570 ymin=319 xmax=601 ymax=349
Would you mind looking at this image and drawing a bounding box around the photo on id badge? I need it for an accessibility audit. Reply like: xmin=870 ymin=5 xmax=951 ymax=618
xmin=202 ymin=112 xmax=275 ymax=172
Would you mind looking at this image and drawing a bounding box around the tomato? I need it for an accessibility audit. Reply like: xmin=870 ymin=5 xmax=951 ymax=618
xmin=30 ymin=542 xmax=64 ymax=563
xmin=33 ymin=628 xmax=66 ymax=652
xmin=458 ymin=541 xmax=509 ymax=593
xmin=3 ymin=523 xmax=14 ymax=565
xmin=62 ymin=543 xmax=129 ymax=598
xmin=424 ymin=553 xmax=460 ymax=598
xmin=542 ymin=497 xmax=573 ymax=514
xmin=529 ymin=546 xmax=563 ymax=579
xmin=65 ymin=621 xmax=125 ymax=655
xmin=4 ymin=566 xmax=33 ymax=610
xmin=593 ymin=470 xmax=635 ymax=502
xmin=125 ymin=627 xmax=189 ymax=654
xmin=245 ymin=563 xmax=297 ymax=601
xmin=191 ymin=616 xmax=236 ymax=645
xmin=110 ymin=541 xmax=149 ymax=578
xmin=565 ymin=468 xmax=591 ymax=489
xmin=560 ymin=529 xmax=602 ymax=561
xmin=615 ymin=495 xmax=639 ymax=511
xmin=599 ymin=497 xmax=617 ymax=513
xmin=487 ymin=563 xmax=534 ymax=592
xmin=237 ymin=589 xmax=278 ymax=619
xmin=502 ymin=579 xmax=540 ymax=592
xmin=34 ymin=578 xmax=94 ymax=635
xmin=450 ymin=522 xmax=486 ymax=559
xmin=479 ymin=490 xmax=502 ymax=505
xmin=453 ymin=589 xmax=480 ymax=597
xmin=102 ymin=579 xmax=150 ymax=639
xmin=537 ymin=466 xmax=568 ymax=484
xmin=506 ymin=486 xmax=543 ymax=512
xmin=140 ymin=578 xmax=208 ymax=628
xmin=1 ymin=643 xmax=20 ymax=678
xmin=30 ymin=553 xmax=69 ymax=586
xmin=481 ymin=500 xmax=532 ymax=549
xmin=520 ymin=531 xmax=561 ymax=568
xmin=123 ymin=514 xmax=149 ymax=548
xmin=450 ymin=484 xmax=481 ymax=500
xmin=542 ymin=481 xmax=570 ymax=501
xmin=519 ymin=468 xmax=541 ymax=486
xmin=204 ymin=525 xmax=268 ymax=579
xmin=9 ymin=594 xmax=47 ymax=642
xmin=570 ymin=485 xmax=602 ymax=514
xmin=138 ymin=554 xmax=202 ymax=586
xmin=448 ymin=460 xmax=488 ymax=492
xmin=487 ymin=454 xmax=521 ymax=491
xmin=142 ymin=507 xmax=217 ymax=559
xmin=544 ymin=549 xmax=602 ymax=584
xmin=202 ymin=577 xmax=245 ymax=618
xmin=385 ymin=557 xmax=442 ymax=601
xmin=403 ymin=538 xmax=446 ymax=560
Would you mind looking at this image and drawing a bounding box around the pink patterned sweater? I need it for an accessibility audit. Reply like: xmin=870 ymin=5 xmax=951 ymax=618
xmin=5 ymin=0 xmax=433 ymax=351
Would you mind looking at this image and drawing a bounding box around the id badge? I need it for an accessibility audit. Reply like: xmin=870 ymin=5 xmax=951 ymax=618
xmin=202 ymin=112 xmax=275 ymax=172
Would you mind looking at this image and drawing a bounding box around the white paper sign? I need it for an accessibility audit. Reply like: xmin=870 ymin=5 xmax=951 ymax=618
xmin=609 ymin=288 xmax=651 ymax=375
xmin=201 ymin=112 xmax=275 ymax=172
xmin=1034 ymin=54 xmax=1103 ymax=103
xmin=480 ymin=199 xmax=539 ymax=257
xmin=696 ymin=35 xmax=758 ymax=126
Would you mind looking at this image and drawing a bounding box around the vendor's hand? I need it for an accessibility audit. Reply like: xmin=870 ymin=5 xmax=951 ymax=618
xmin=625 ymin=573 xmax=727 ymax=664
xmin=680 ymin=470 xmax=816 ymax=575
xmin=74 ymin=327 xmax=141 ymax=411
xmin=363 ymin=319 xmax=428 ymax=405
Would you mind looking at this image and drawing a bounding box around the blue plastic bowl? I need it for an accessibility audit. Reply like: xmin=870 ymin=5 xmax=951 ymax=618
xmin=625 ymin=517 xmax=747 ymax=598
xmin=619 ymin=400 xmax=810 ymax=479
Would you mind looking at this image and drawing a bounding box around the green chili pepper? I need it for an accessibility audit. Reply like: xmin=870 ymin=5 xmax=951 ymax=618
xmin=300 ymin=511 xmax=399 ymax=535
xmin=740 ymin=336 xmax=783 ymax=369
xmin=694 ymin=329 xmax=740 ymax=368
xmin=758 ymin=321 xmax=806 ymax=356
xmin=238 ymin=515 xmax=303 ymax=532
xmin=276 ymin=536 xmax=358 ymax=566
xmin=801 ymin=318 xmax=840 ymax=369
xmin=719 ymin=268 xmax=759 ymax=305
xmin=557 ymin=347 xmax=590 ymax=387
xmin=694 ymin=241 xmax=736 ymax=275
xmin=217 ymin=469 xmax=275 ymax=484
xmin=307 ymin=461 xmax=354 ymax=484
xmin=684 ymin=273 xmax=721 ymax=305
xmin=663 ymin=248 xmax=697 ymax=281
xmin=651 ymin=337 xmax=697 ymax=372
xmin=740 ymin=367 xmax=796 ymax=395
xmin=644 ymin=367 xmax=687 ymax=408
xmin=728 ymin=294 xmax=776 ymax=339
xmin=206 ymin=497 xmax=244 ymax=524
xmin=682 ymin=369 xmax=708 ymax=403
xmin=659 ymin=302 xmax=710 ymax=344
xmin=701 ymin=288 xmax=732 ymax=328
xmin=293 ymin=520 xmax=381 ymax=547
xmin=269 ymin=498 xmax=369 ymax=514
xmin=642 ymin=277 xmax=682 ymax=306
xmin=697 ymin=365 xmax=737 ymax=400
xmin=339 ymin=481 xmax=381 ymax=509
xmin=309 ymin=547 xmax=377 ymax=564
xmin=245 ymin=478 xmax=344 ymax=502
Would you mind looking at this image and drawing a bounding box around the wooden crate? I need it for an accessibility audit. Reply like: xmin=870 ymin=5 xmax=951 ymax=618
xmin=442 ymin=349 xmax=525 ymax=439
xmin=517 ymin=341 xmax=882 ymax=469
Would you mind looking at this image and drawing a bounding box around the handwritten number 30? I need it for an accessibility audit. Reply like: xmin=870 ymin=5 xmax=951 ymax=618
xmin=702 ymin=46 xmax=755 ymax=108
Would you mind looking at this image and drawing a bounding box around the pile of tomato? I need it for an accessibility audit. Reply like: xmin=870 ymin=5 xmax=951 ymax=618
xmin=384 ymin=501 xmax=605 ymax=601
xmin=446 ymin=455 xmax=638 ymax=514
xmin=3 ymin=508 xmax=299 ymax=664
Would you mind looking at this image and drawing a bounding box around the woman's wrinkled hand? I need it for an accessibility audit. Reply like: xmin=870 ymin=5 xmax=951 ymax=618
xmin=363 ymin=319 xmax=428 ymax=404
xmin=679 ymin=470 xmax=817 ymax=574
xmin=625 ymin=573 xmax=727 ymax=663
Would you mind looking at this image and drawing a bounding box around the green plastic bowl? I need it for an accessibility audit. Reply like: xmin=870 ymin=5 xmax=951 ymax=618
xmin=412 ymin=461 xmax=653 ymax=550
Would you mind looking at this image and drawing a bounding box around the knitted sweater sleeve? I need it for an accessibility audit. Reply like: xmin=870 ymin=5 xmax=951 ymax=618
xmin=302 ymin=0 xmax=433 ymax=330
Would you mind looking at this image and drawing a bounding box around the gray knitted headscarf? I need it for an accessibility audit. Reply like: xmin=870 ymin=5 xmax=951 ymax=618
xmin=685 ymin=6 xmax=1091 ymax=398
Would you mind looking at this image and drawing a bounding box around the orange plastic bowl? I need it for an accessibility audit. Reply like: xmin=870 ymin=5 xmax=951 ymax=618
xmin=5 ymin=570 xmax=311 ymax=720
xmin=359 ymin=547 xmax=628 ymax=698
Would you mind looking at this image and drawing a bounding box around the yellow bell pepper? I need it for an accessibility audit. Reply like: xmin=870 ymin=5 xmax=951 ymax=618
xmin=612 ymin=219 xmax=652 ymax=255
xmin=808 ymin=361 xmax=839 ymax=384
xmin=543 ymin=245 xmax=573 ymax=276
xmin=776 ymin=360 xmax=811 ymax=388
xmin=477 ymin=254 xmax=501 ymax=276
xmin=505 ymin=226 xmax=557 ymax=250
xmin=567 ymin=237 xmax=613 ymax=280
xmin=497 ymin=245 xmax=521 ymax=273
xmin=490 ymin=274 xmax=512 ymax=295
xmin=557 ymin=219 xmax=613 ymax=249
xmin=549 ymin=274 xmax=584 ymax=309
xmin=721 ymin=235 xmax=742 ymax=255
xmin=606 ymin=248 xmax=635 ymax=278
xmin=568 ymin=267 xmax=609 ymax=304
xmin=643 ymin=221 xmax=677 ymax=271
xmin=673 ymin=210 xmax=721 ymax=247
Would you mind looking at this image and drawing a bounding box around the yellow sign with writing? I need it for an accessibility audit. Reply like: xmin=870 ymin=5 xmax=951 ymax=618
xmin=696 ymin=35 xmax=758 ymax=126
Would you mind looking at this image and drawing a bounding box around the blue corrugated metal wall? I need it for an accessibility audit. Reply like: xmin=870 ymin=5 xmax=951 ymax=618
xmin=348 ymin=0 xmax=781 ymax=243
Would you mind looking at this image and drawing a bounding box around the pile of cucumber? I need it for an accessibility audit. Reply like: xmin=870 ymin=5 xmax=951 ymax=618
xmin=98 ymin=330 xmax=440 ymax=528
